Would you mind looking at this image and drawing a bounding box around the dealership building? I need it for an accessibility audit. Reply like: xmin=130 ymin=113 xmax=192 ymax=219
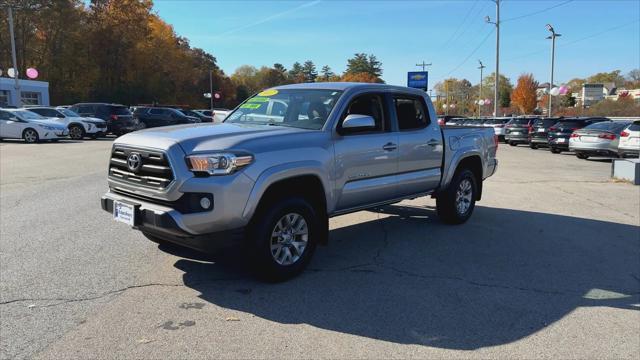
xmin=0 ymin=77 xmax=50 ymax=107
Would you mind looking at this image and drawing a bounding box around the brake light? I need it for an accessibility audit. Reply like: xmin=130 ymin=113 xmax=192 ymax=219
xmin=571 ymin=127 xmax=579 ymax=131
xmin=598 ymin=133 xmax=616 ymax=140
xmin=494 ymin=135 xmax=499 ymax=151
xmin=570 ymin=133 xmax=579 ymax=138
xmin=549 ymin=127 xmax=557 ymax=131
xmin=621 ymin=131 xmax=630 ymax=137
xmin=110 ymin=115 xmax=118 ymax=121
xmin=528 ymin=125 xmax=533 ymax=133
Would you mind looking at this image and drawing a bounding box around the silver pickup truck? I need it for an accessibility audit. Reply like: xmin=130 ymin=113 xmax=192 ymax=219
xmin=101 ymin=83 xmax=498 ymax=281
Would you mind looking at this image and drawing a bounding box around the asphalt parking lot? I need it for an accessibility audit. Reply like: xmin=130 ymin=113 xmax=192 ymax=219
xmin=1 ymin=139 xmax=639 ymax=359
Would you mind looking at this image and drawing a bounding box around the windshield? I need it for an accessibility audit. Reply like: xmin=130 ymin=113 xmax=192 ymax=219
xmin=60 ymin=109 xmax=81 ymax=117
xmin=508 ymin=118 xmax=532 ymax=125
xmin=225 ymin=89 xmax=343 ymax=130
xmin=12 ymin=110 xmax=45 ymax=120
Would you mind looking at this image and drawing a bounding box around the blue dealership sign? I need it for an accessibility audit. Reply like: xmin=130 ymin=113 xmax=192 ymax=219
xmin=407 ymin=71 xmax=428 ymax=89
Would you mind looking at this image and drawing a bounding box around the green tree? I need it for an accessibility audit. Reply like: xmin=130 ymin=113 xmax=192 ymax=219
xmin=560 ymin=93 xmax=576 ymax=108
xmin=301 ymin=60 xmax=317 ymax=82
xmin=288 ymin=62 xmax=304 ymax=82
xmin=587 ymin=70 xmax=625 ymax=87
xmin=320 ymin=65 xmax=334 ymax=80
xmin=345 ymin=53 xmax=382 ymax=79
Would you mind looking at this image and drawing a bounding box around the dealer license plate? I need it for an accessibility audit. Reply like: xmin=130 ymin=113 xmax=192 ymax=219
xmin=511 ymin=131 xmax=520 ymax=135
xmin=113 ymin=201 xmax=135 ymax=226
xmin=538 ymin=128 xmax=545 ymax=132
xmin=556 ymin=138 xmax=566 ymax=143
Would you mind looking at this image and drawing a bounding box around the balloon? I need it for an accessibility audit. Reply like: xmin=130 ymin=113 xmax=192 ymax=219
xmin=478 ymin=100 xmax=485 ymax=106
xmin=559 ymin=85 xmax=568 ymax=95
xmin=484 ymin=99 xmax=491 ymax=105
xmin=26 ymin=68 xmax=38 ymax=79
xmin=7 ymin=68 xmax=17 ymax=78
xmin=550 ymin=87 xmax=560 ymax=96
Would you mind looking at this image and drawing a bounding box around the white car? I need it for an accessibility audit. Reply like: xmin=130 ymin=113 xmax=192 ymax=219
xmin=618 ymin=120 xmax=640 ymax=158
xmin=196 ymin=108 xmax=230 ymax=123
xmin=0 ymin=109 xmax=69 ymax=143
xmin=28 ymin=107 xmax=107 ymax=140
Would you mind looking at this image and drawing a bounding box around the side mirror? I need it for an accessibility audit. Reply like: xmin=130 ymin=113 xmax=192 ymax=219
xmin=341 ymin=114 xmax=376 ymax=133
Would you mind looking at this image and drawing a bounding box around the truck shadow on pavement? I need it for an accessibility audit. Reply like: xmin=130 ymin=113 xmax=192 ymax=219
xmin=171 ymin=205 xmax=640 ymax=350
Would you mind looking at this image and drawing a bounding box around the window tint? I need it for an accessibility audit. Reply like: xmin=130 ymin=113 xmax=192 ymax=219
xmin=533 ymin=118 xmax=558 ymax=127
xmin=271 ymin=101 xmax=287 ymax=117
xmin=508 ymin=118 xmax=532 ymax=125
xmin=343 ymin=94 xmax=386 ymax=132
xmin=628 ymin=122 xmax=640 ymax=131
xmin=394 ymin=97 xmax=429 ymax=130
xmin=149 ymin=108 xmax=167 ymax=115
xmin=30 ymin=108 xmax=59 ymax=117
xmin=110 ymin=106 xmax=131 ymax=115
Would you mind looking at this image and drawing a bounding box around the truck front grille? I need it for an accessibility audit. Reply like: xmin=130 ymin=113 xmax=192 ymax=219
xmin=108 ymin=146 xmax=174 ymax=189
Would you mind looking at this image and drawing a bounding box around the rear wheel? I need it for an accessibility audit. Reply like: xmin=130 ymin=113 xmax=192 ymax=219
xmin=22 ymin=128 xmax=39 ymax=143
xmin=550 ymin=147 xmax=562 ymax=154
xmin=529 ymin=143 xmax=538 ymax=149
xmin=509 ymin=141 xmax=517 ymax=146
xmin=249 ymin=196 xmax=319 ymax=282
xmin=576 ymin=153 xmax=589 ymax=159
xmin=436 ymin=169 xmax=477 ymax=225
xmin=68 ymin=124 xmax=85 ymax=140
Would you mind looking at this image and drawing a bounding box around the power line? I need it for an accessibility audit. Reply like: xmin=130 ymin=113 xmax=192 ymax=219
xmin=502 ymin=0 xmax=573 ymax=22
xmin=445 ymin=28 xmax=495 ymax=77
xmin=441 ymin=0 xmax=480 ymax=49
xmin=504 ymin=19 xmax=640 ymax=62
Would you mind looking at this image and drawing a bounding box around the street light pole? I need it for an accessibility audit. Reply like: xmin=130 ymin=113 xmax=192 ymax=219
xmin=546 ymin=24 xmax=561 ymax=117
xmin=485 ymin=0 xmax=500 ymax=117
xmin=209 ymin=69 xmax=214 ymax=112
xmin=7 ymin=6 xmax=20 ymax=106
xmin=478 ymin=60 xmax=485 ymax=118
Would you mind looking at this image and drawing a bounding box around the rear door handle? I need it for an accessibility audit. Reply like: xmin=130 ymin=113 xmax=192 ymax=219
xmin=382 ymin=142 xmax=397 ymax=151
xmin=427 ymin=139 xmax=440 ymax=146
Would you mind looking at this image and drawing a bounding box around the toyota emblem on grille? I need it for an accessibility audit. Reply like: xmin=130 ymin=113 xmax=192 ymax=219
xmin=127 ymin=153 xmax=142 ymax=172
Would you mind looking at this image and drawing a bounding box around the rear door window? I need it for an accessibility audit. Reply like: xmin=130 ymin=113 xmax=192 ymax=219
xmin=110 ymin=106 xmax=131 ymax=115
xmin=393 ymin=97 xmax=430 ymax=130
xmin=628 ymin=122 xmax=640 ymax=131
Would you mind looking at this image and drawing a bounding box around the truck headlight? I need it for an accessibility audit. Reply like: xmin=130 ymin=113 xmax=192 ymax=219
xmin=187 ymin=152 xmax=253 ymax=175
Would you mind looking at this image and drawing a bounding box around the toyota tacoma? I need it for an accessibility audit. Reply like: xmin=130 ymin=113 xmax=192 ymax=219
xmin=101 ymin=83 xmax=498 ymax=281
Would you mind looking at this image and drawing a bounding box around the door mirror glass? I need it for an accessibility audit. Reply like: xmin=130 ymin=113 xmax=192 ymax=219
xmin=341 ymin=114 xmax=376 ymax=132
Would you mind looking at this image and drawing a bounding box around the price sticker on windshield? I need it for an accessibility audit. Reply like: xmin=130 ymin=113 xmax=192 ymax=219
xmin=240 ymin=103 xmax=262 ymax=109
xmin=258 ymin=89 xmax=278 ymax=97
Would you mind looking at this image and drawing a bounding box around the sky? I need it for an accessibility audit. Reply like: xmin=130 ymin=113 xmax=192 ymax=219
xmin=152 ymin=0 xmax=640 ymax=89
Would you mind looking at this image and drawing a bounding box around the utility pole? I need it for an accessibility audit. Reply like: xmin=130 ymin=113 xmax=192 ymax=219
xmin=445 ymin=80 xmax=450 ymax=116
xmin=485 ymin=0 xmax=500 ymax=117
xmin=478 ymin=60 xmax=485 ymax=118
xmin=416 ymin=61 xmax=432 ymax=72
xmin=7 ymin=6 xmax=20 ymax=106
xmin=209 ymin=70 xmax=214 ymax=112
xmin=546 ymin=24 xmax=561 ymax=117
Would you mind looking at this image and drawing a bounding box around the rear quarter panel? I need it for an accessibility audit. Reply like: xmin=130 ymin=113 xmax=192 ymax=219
xmin=440 ymin=126 xmax=497 ymax=189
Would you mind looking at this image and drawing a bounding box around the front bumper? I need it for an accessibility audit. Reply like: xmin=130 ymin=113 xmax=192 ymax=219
xmin=101 ymin=194 xmax=244 ymax=253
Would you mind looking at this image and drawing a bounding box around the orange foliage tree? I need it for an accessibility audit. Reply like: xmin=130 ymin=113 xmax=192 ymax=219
xmin=341 ymin=72 xmax=383 ymax=83
xmin=511 ymin=73 xmax=539 ymax=114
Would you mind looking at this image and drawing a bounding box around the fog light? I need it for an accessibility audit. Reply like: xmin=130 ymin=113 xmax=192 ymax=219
xmin=200 ymin=197 xmax=211 ymax=209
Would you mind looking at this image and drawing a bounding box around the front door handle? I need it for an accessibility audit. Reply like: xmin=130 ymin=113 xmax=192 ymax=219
xmin=382 ymin=142 xmax=397 ymax=151
xmin=427 ymin=139 xmax=440 ymax=147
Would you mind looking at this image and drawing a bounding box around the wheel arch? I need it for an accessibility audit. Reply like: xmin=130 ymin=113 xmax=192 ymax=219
xmin=451 ymin=155 xmax=483 ymax=201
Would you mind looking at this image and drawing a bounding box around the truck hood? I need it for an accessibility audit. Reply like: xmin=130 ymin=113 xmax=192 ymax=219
xmin=116 ymin=122 xmax=308 ymax=154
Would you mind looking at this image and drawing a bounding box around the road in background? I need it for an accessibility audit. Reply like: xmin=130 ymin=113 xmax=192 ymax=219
xmin=1 ymin=140 xmax=638 ymax=359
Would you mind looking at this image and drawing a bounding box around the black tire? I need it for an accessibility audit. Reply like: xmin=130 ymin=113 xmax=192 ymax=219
xmin=509 ymin=141 xmax=517 ymax=146
xmin=436 ymin=169 xmax=477 ymax=225
xmin=22 ymin=128 xmax=39 ymax=143
xmin=576 ymin=153 xmax=589 ymax=159
xmin=550 ymin=147 xmax=562 ymax=154
xmin=248 ymin=196 xmax=319 ymax=282
xmin=529 ymin=143 xmax=538 ymax=149
xmin=68 ymin=124 xmax=85 ymax=140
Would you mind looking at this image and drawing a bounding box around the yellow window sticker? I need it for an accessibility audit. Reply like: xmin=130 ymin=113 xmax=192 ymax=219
xmin=248 ymin=97 xmax=270 ymax=103
xmin=258 ymin=89 xmax=279 ymax=97
xmin=240 ymin=103 xmax=262 ymax=109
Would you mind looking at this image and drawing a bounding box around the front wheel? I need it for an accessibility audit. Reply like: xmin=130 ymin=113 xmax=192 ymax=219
xmin=529 ymin=143 xmax=538 ymax=149
xmin=576 ymin=153 xmax=589 ymax=159
xmin=436 ymin=169 xmax=477 ymax=225
xmin=22 ymin=128 xmax=39 ymax=143
xmin=509 ymin=141 xmax=517 ymax=146
xmin=68 ymin=124 xmax=85 ymax=140
xmin=249 ymin=196 xmax=319 ymax=282
xmin=550 ymin=148 xmax=562 ymax=154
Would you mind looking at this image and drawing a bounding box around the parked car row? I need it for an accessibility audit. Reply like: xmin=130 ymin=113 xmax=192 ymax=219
xmin=440 ymin=115 xmax=640 ymax=159
xmin=0 ymin=103 xmax=232 ymax=143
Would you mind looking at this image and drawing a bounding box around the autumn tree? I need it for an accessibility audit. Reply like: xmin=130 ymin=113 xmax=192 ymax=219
xmin=320 ymin=65 xmax=334 ymax=80
xmin=345 ymin=53 xmax=383 ymax=79
xmin=511 ymin=73 xmax=538 ymax=114
xmin=341 ymin=72 xmax=383 ymax=83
